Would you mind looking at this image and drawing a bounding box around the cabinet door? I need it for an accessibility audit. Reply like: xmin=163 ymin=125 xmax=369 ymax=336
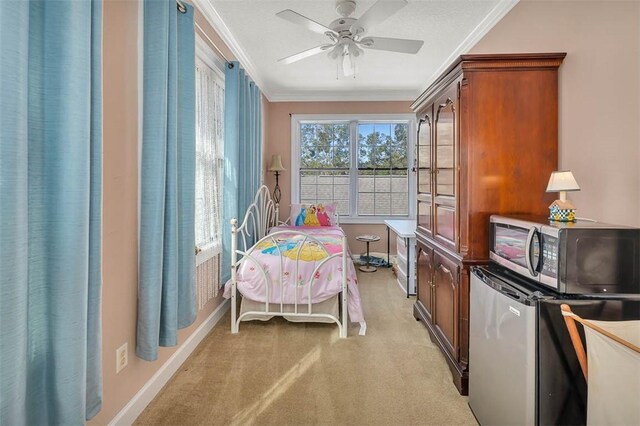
xmin=416 ymin=107 xmax=434 ymax=237
xmin=433 ymin=251 xmax=460 ymax=358
xmin=416 ymin=244 xmax=435 ymax=321
xmin=417 ymin=198 xmax=433 ymax=238
xmin=433 ymin=82 xmax=459 ymax=250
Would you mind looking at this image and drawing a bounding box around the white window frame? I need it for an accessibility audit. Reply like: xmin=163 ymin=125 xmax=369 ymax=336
xmin=195 ymin=34 xmax=225 ymax=266
xmin=291 ymin=114 xmax=417 ymax=224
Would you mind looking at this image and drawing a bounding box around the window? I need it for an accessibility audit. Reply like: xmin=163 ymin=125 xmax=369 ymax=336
xmin=195 ymin=38 xmax=224 ymax=265
xmin=292 ymin=115 xmax=415 ymax=223
xmin=299 ymin=122 xmax=351 ymax=215
xmin=357 ymin=122 xmax=409 ymax=216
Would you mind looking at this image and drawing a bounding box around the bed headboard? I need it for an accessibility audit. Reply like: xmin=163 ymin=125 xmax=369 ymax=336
xmin=231 ymin=185 xmax=278 ymax=252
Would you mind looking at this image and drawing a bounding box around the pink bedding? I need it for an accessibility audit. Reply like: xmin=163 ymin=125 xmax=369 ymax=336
xmin=224 ymin=225 xmax=366 ymax=332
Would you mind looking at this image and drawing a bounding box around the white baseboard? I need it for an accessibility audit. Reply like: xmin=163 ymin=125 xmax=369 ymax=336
xmin=108 ymin=299 xmax=230 ymax=426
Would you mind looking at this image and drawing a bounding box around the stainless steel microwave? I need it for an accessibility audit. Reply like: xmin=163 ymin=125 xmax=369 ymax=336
xmin=489 ymin=215 xmax=640 ymax=294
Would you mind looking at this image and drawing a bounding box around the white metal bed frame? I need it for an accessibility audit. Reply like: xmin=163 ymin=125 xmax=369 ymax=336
xmin=230 ymin=185 xmax=349 ymax=337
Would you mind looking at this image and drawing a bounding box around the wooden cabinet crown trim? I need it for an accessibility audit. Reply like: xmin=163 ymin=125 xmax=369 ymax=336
xmin=459 ymin=52 xmax=566 ymax=62
xmin=461 ymin=60 xmax=565 ymax=71
xmin=411 ymin=52 xmax=566 ymax=111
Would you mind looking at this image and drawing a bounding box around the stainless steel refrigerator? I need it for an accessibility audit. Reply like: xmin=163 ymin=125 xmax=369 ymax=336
xmin=469 ymin=264 xmax=640 ymax=425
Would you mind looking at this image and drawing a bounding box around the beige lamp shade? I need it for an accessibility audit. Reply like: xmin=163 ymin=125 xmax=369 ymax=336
xmin=268 ymin=154 xmax=286 ymax=172
xmin=546 ymin=170 xmax=580 ymax=202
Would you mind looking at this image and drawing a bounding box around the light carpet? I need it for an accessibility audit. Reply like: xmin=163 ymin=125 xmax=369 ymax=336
xmin=135 ymin=268 xmax=477 ymax=426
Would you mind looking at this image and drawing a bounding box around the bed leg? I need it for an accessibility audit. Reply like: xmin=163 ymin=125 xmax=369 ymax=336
xmin=341 ymin=234 xmax=348 ymax=338
xmin=231 ymin=218 xmax=238 ymax=334
xmin=231 ymin=288 xmax=238 ymax=334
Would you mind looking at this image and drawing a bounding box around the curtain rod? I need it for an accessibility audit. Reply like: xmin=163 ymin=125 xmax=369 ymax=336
xmin=195 ymin=22 xmax=234 ymax=69
xmin=176 ymin=1 xmax=234 ymax=69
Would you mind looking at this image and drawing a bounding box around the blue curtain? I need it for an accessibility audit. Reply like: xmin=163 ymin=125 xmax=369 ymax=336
xmin=222 ymin=62 xmax=263 ymax=282
xmin=137 ymin=0 xmax=197 ymax=361
xmin=0 ymin=0 xmax=103 ymax=423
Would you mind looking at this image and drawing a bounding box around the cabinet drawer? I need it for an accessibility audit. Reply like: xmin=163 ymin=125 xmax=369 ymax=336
xmin=396 ymin=252 xmax=415 ymax=277
xmin=397 ymin=252 xmax=407 ymax=276
xmin=396 ymin=235 xmax=407 ymax=258
xmin=396 ymin=236 xmax=416 ymax=261
xmin=396 ymin=263 xmax=416 ymax=295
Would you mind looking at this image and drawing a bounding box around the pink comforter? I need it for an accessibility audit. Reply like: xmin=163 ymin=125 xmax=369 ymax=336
xmin=224 ymin=226 xmax=365 ymax=327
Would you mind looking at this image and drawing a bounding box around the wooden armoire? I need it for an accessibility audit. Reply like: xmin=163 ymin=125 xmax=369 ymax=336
xmin=411 ymin=53 xmax=565 ymax=395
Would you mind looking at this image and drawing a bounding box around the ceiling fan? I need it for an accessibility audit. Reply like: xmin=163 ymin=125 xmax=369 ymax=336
xmin=276 ymin=0 xmax=424 ymax=77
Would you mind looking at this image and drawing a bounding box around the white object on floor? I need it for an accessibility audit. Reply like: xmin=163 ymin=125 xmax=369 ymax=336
xmin=584 ymin=319 xmax=640 ymax=426
xmin=358 ymin=321 xmax=367 ymax=336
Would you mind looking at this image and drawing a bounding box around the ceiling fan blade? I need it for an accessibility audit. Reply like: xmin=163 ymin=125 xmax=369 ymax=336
xmin=276 ymin=9 xmax=338 ymax=36
xmin=278 ymin=44 xmax=334 ymax=65
xmin=360 ymin=36 xmax=424 ymax=54
xmin=350 ymin=0 xmax=408 ymax=35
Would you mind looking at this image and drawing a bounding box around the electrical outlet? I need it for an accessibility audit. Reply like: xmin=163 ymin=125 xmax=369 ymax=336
xmin=116 ymin=343 xmax=128 ymax=374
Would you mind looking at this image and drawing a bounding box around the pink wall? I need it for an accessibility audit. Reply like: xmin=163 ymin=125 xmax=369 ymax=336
xmin=94 ymin=1 xmax=640 ymax=423
xmin=90 ymin=3 xmax=229 ymax=424
xmin=263 ymin=101 xmax=413 ymax=254
xmin=471 ymin=0 xmax=640 ymax=226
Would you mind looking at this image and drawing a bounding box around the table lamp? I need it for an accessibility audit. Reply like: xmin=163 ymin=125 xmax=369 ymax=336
xmin=268 ymin=154 xmax=286 ymax=204
xmin=546 ymin=170 xmax=580 ymax=222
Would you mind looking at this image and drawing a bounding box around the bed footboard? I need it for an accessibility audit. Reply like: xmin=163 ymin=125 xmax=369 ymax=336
xmin=229 ymin=186 xmax=350 ymax=337
xmin=230 ymin=226 xmax=349 ymax=337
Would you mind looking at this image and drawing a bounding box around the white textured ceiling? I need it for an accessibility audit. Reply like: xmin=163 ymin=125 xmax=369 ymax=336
xmin=208 ymin=0 xmax=511 ymax=101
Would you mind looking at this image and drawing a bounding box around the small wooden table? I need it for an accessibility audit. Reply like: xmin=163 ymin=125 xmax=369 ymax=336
xmin=356 ymin=235 xmax=380 ymax=273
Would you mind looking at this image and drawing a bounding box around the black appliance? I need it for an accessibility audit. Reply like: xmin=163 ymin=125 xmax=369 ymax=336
xmin=489 ymin=215 xmax=640 ymax=295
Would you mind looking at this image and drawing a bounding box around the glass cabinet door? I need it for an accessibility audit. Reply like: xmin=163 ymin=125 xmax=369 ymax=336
xmin=433 ymin=82 xmax=459 ymax=250
xmin=417 ymin=107 xmax=434 ymax=236
xmin=417 ymin=113 xmax=432 ymax=195
xmin=417 ymin=197 xmax=433 ymax=235
xmin=435 ymin=98 xmax=455 ymax=197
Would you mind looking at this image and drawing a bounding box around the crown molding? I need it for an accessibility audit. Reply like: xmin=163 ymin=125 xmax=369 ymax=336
xmin=192 ymin=0 xmax=517 ymax=104
xmin=267 ymin=90 xmax=418 ymax=103
xmin=192 ymin=0 xmax=273 ymax=100
xmin=416 ymin=0 xmax=519 ymax=97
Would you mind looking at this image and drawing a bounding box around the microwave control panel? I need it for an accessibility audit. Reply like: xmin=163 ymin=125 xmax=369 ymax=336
xmin=541 ymin=235 xmax=559 ymax=277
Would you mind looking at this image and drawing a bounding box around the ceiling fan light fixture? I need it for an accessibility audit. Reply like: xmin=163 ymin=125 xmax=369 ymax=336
xmin=342 ymin=52 xmax=355 ymax=77
xmin=347 ymin=42 xmax=363 ymax=58
xmin=328 ymin=45 xmax=342 ymax=60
